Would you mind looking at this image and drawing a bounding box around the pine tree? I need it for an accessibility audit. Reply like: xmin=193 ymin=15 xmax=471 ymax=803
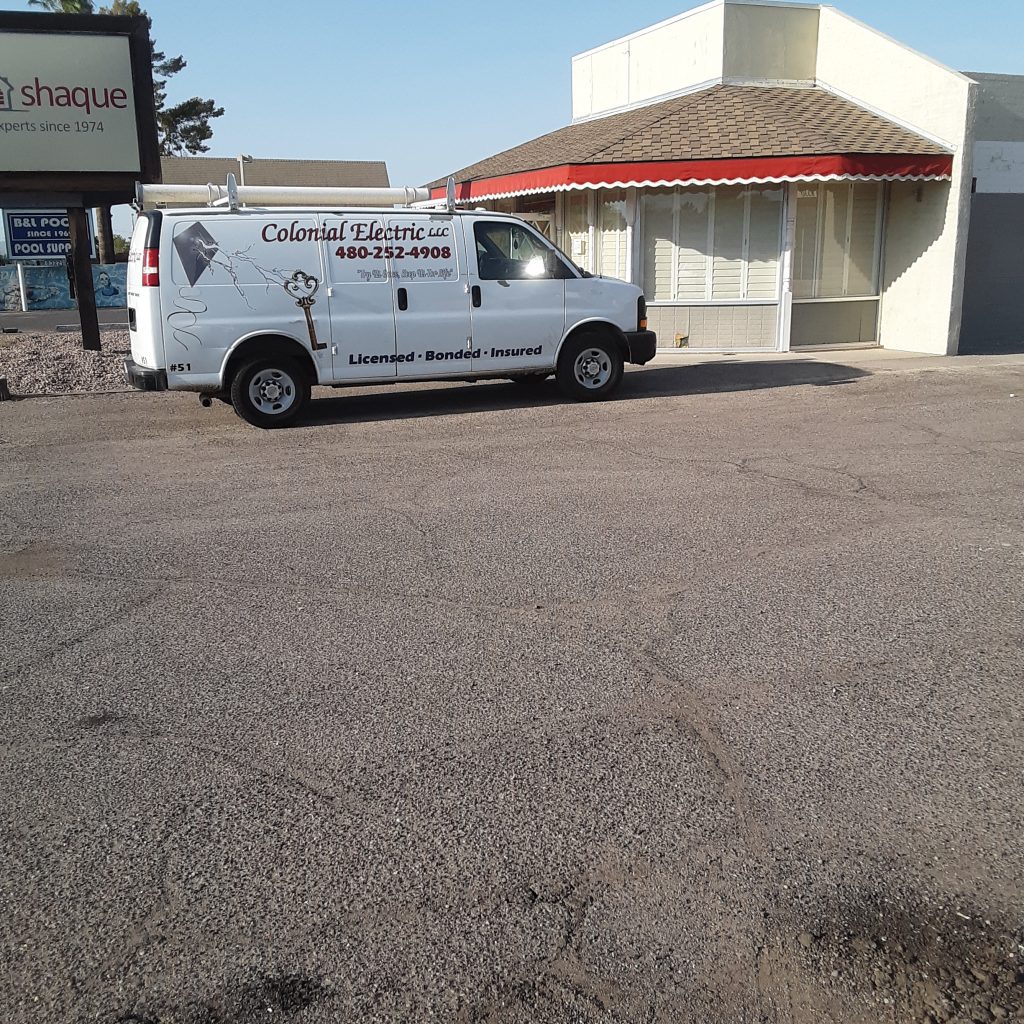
xmin=97 ymin=0 xmax=224 ymax=156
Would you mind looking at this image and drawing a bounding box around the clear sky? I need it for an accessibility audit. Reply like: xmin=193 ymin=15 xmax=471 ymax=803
xmin=2 ymin=0 xmax=1024 ymax=239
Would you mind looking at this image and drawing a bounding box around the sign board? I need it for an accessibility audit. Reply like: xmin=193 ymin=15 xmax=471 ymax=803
xmin=0 ymin=12 xmax=159 ymax=203
xmin=3 ymin=208 xmax=94 ymax=259
xmin=0 ymin=12 xmax=159 ymax=352
xmin=0 ymin=32 xmax=139 ymax=173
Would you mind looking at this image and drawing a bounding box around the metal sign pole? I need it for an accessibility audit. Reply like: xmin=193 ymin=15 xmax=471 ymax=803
xmin=67 ymin=207 xmax=100 ymax=351
xmin=16 ymin=262 xmax=27 ymax=312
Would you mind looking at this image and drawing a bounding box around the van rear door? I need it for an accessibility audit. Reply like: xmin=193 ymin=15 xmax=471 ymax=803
xmin=127 ymin=212 xmax=165 ymax=372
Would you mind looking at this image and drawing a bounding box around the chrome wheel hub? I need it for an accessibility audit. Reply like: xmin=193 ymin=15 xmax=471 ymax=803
xmin=574 ymin=347 xmax=612 ymax=389
xmin=249 ymin=368 xmax=296 ymax=414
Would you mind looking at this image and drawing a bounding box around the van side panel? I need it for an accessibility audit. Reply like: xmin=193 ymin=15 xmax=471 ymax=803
xmin=127 ymin=213 xmax=166 ymax=373
xmin=320 ymin=214 xmax=399 ymax=380
xmin=160 ymin=214 xmax=328 ymax=391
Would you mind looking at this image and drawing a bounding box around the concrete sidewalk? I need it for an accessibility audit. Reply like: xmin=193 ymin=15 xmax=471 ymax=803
xmin=648 ymin=345 xmax=1024 ymax=375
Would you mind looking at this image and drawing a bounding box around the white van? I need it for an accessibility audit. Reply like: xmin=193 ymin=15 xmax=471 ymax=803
xmin=125 ymin=195 xmax=656 ymax=428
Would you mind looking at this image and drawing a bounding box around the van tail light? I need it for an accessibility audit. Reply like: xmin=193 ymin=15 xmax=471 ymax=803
xmin=142 ymin=248 xmax=160 ymax=287
xmin=638 ymin=295 xmax=648 ymax=331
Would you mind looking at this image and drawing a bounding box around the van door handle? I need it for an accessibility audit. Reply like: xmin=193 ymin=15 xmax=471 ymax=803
xmin=471 ymin=285 xmax=481 ymax=308
xmin=397 ymin=287 xmax=408 ymax=311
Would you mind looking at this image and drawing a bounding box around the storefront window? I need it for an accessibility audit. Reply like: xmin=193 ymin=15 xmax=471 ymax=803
xmin=641 ymin=186 xmax=783 ymax=302
xmin=596 ymin=189 xmax=629 ymax=281
xmin=562 ymin=191 xmax=591 ymax=271
xmin=676 ymin=190 xmax=711 ymax=300
xmin=712 ymin=188 xmax=746 ymax=300
xmin=642 ymin=191 xmax=675 ymax=300
xmin=793 ymin=182 xmax=883 ymax=298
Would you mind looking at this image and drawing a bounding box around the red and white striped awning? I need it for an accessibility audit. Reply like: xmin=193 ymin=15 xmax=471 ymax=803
xmin=430 ymin=154 xmax=953 ymax=203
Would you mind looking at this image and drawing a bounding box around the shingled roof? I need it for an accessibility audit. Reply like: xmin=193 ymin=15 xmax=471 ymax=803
xmin=430 ymin=84 xmax=949 ymax=188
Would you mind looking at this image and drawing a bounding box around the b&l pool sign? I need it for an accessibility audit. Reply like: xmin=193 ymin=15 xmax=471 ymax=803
xmin=3 ymin=209 xmax=94 ymax=259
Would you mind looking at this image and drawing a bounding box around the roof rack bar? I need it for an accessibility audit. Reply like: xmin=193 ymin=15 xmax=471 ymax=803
xmin=135 ymin=178 xmax=431 ymax=210
xmin=411 ymin=178 xmax=458 ymax=212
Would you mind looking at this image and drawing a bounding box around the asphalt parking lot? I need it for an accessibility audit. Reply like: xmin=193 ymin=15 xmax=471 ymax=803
xmin=1 ymin=355 xmax=1023 ymax=1024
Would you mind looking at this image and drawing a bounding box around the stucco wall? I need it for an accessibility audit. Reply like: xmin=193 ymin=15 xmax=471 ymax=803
xmin=973 ymin=142 xmax=1024 ymax=194
xmin=571 ymin=2 xmax=724 ymax=120
xmin=970 ymin=73 xmax=1024 ymax=141
xmin=960 ymin=74 xmax=1024 ymax=351
xmin=969 ymin=73 xmax=1024 ymax=194
xmin=722 ymin=4 xmax=819 ymax=82
xmin=815 ymin=8 xmax=975 ymax=355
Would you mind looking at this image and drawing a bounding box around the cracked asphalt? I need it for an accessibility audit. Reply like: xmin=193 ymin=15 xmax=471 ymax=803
xmin=1 ymin=354 xmax=1023 ymax=1024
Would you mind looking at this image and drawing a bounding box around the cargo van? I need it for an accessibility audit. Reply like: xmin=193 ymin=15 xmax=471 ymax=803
xmin=125 ymin=179 xmax=656 ymax=428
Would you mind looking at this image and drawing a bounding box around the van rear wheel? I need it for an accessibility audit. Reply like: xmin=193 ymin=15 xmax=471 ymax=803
xmin=556 ymin=333 xmax=623 ymax=401
xmin=230 ymin=355 xmax=310 ymax=429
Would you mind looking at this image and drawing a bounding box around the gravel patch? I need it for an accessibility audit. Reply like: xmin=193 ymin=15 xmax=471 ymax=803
xmin=0 ymin=329 xmax=132 ymax=396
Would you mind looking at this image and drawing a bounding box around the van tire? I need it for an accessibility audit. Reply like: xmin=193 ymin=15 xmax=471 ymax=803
xmin=556 ymin=332 xmax=623 ymax=401
xmin=229 ymin=355 xmax=310 ymax=429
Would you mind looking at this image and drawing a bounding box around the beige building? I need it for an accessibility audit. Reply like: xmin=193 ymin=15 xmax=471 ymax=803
xmin=161 ymin=156 xmax=389 ymax=196
xmin=432 ymin=0 xmax=1024 ymax=356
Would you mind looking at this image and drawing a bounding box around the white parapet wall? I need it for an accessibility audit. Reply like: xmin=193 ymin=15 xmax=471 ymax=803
xmin=815 ymin=8 xmax=976 ymax=355
xmin=722 ymin=3 xmax=819 ymax=83
xmin=571 ymin=0 xmax=824 ymax=121
xmin=571 ymin=1 xmax=725 ymax=121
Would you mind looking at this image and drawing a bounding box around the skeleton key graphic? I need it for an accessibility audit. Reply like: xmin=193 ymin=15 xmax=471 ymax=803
xmin=283 ymin=271 xmax=326 ymax=351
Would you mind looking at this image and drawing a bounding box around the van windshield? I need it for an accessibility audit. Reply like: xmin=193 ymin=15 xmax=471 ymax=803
xmin=473 ymin=222 xmax=578 ymax=281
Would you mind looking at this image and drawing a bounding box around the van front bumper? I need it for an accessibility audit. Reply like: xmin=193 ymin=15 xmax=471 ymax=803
xmin=124 ymin=358 xmax=168 ymax=392
xmin=624 ymin=330 xmax=657 ymax=365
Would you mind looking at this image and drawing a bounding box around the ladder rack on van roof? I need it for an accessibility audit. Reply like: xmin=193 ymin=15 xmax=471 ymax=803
xmin=134 ymin=175 xmax=458 ymax=213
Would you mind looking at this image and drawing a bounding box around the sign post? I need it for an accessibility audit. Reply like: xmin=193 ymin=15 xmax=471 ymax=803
xmin=67 ymin=207 xmax=99 ymax=350
xmin=0 ymin=11 xmax=160 ymax=348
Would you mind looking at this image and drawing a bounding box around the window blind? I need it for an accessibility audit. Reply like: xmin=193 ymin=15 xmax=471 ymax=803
xmin=641 ymin=186 xmax=782 ymax=302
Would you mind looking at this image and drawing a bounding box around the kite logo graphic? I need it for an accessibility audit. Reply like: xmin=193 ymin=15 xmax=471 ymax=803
xmin=0 ymin=76 xmax=15 ymax=113
xmin=173 ymin=222 xmax=219 ymax=287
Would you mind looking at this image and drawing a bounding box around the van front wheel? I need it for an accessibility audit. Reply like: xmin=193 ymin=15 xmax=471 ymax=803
xmin=230 ymin=356 xmax=310 ymax=429
xmin=556 ymin=333 xmax=623 ymax=401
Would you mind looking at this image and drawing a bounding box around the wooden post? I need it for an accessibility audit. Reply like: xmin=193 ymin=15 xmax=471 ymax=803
xmin=67 ymin=207 xmax=100 ymax=352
